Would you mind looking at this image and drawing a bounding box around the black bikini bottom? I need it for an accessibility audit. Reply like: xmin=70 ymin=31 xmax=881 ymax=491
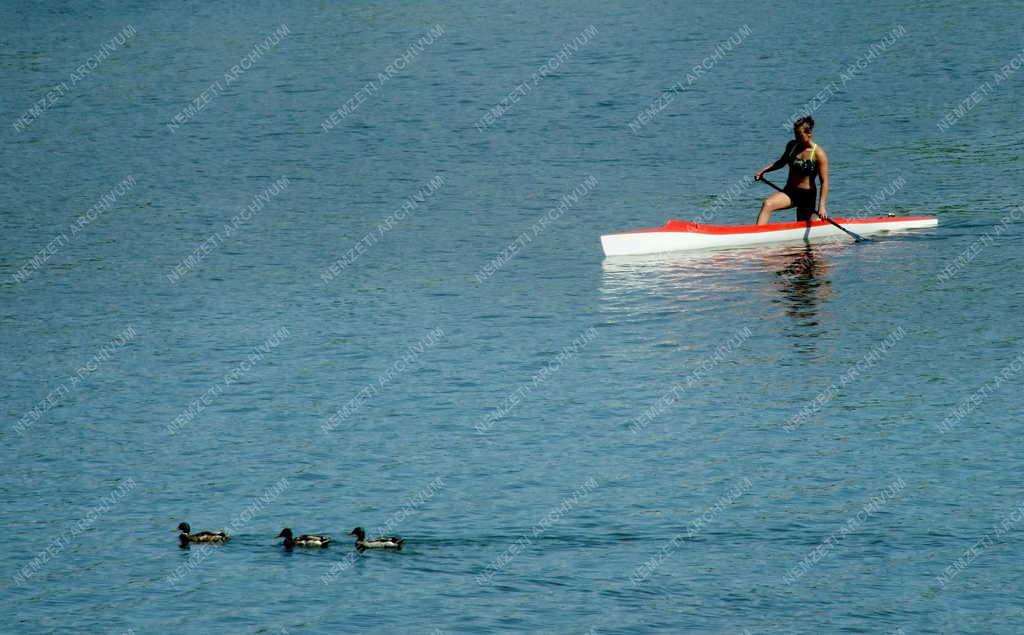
xmin=784 ymin=185 xmax=817 ymax=222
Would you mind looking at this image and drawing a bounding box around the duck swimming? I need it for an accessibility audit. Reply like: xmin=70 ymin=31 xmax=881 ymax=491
xmin=276 ymin=528 xmax=331 ymax=548
xmin=176 ymin=522 xmax=230 ymax=546
xmin=350 ymin=527 xmax=404 ymax=551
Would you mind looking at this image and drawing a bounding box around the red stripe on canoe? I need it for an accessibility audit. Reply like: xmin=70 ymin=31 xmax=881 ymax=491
xmin=607 ymin=217 xmax=937 ymax=236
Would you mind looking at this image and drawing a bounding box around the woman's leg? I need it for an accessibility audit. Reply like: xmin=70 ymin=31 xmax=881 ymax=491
xmin=794 ymin=187 xmax=817 ymax=222
xmin=757 ymin=191 xmax=793 ymax=225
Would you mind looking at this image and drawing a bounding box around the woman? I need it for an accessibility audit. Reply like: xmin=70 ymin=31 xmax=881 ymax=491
xmin=754 ymin=116 xmax=829 ymax=225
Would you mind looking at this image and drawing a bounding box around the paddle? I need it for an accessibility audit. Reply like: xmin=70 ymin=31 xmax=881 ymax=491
xmin=757 ymin=176 xmax=867 ymax=242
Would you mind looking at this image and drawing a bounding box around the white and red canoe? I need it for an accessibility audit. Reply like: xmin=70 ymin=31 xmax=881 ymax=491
xmin=600 ymin=216 xmax=938 ymax=256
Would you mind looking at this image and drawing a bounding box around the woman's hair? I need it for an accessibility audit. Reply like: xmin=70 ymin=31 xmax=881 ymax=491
xmin=793 ymin=116 xmax=815 ymax=131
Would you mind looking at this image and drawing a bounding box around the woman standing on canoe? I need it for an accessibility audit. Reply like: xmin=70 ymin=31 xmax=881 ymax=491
xmin=754 ymin=116 xmax=829 ymax=225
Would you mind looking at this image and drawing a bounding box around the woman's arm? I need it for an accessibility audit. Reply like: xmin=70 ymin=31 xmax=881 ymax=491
xmin=817 ymin=148 xmax=829 ymax=218
xmin=755 ymin=141 xmax=794 ymax=180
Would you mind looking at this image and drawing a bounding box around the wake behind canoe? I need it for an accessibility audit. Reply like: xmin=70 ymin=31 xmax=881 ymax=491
xmin=600 ymin=216 xmax=938 ymax=257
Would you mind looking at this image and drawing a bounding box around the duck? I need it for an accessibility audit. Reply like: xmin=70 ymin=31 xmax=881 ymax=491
xmin=276 ymin=528 xmax=331 ymax=548
xmin=176 ymin=522 xmax=230 ymax=545
xmin=350 ymin=527 xmax=404 ymax=551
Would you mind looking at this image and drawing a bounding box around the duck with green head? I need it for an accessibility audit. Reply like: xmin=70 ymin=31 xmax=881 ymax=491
xmin=350 ymin=527 xmax=404 ymax=551
xmin=276 ymin=528 xmax=331 ymax=548
xmin=176 ymin=522 xmax=230 ymax=547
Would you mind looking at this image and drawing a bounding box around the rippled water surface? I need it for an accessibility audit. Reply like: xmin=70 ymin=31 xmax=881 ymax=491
xmin=2 ymin=2 xmax=1023 ymax=633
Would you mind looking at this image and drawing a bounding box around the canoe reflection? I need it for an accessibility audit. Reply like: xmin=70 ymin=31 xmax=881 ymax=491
xmin=600 ymin=243 xmax=840 ymax=346
xmin=601 ymin=244 xmax=836 ymax=292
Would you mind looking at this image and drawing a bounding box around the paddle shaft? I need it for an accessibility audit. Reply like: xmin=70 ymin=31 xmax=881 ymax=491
xmin=758 ymin=176 xmax=866 ymax=242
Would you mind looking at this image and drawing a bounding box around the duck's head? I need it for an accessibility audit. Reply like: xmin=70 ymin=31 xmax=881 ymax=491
xmin=277 ymin=528 xmax=293 ymax=539
xmin=177 ymin=522 xmax=191 ymax=533
xmin=349 ymin=527 xmax=365 ymax=540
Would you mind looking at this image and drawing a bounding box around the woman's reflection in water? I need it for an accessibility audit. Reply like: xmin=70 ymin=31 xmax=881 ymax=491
xmin=767 ymin=245 xmax=832 ymax=351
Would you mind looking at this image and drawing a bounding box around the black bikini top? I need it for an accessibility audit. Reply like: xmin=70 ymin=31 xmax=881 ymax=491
xmin=789 ymin=142 xmax=818 ymax=175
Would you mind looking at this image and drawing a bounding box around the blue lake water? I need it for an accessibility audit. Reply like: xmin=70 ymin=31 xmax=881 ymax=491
xmin=2 ymin=2 xmax=1023 ymax=633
